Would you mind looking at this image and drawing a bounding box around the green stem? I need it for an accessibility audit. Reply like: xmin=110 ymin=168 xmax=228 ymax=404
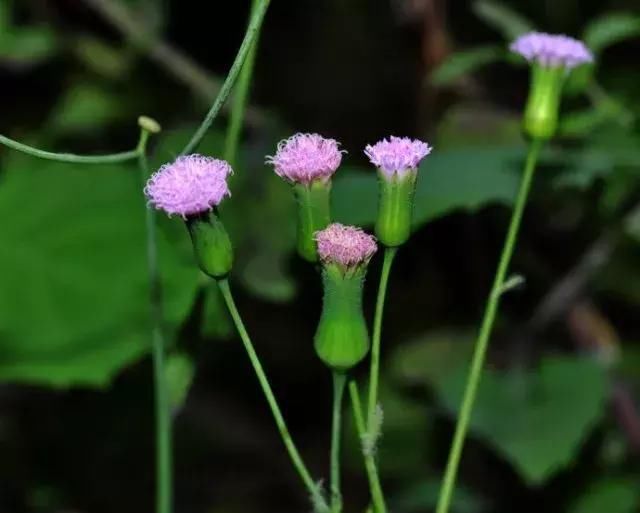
xmin=180 ymin=0 xmax=271 ymax=156
xmin=330 ymin=372 xmax=347 ymax=513
xmin=137 ymin=127 xmax=172 ymax=513
xmin=367 ymin=247 xmax=397 ymax=424
xmin=435 ymin=139 xmax=543 ymax=513
xmin=217 ymin=279 xmax=328 ymax=512
xmin=0 ymin=134 xmax=139 ymax=163
xmin=348 ymin=381 xmax=387 ymax=513
xmin=223 ymin=0 xmax=261 ymax=167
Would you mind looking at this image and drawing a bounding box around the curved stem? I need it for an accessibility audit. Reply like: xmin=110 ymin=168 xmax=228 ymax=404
xmin=217 ymin=279 xmax=328 ymax=513
xmin=0 ymin=134 xmax=139 ymax=164
xmin=180 ymin=0 xmax=271 ymax=156
xmin=223 ymin=0 xmax=261 ymax=168
xmin=367 ymin=247 xmax=397 ymax=424
xmin=435 ymin=139 xmax=543 ymax=513
xmin=330 ymin=372 xmax=347 ymax=513
xmin=138 ymin=126 xmax=172 ymax=513
xmin=348 ymin=381 xmax=387 ymax=513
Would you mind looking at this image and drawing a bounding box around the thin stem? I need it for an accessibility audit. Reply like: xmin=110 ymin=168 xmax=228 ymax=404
xmin=367 ymin=247 xmax=398 ymax=424
xmin=348 ymin=381 xmax=387 ymax=513
xmin=435 ymin=139 xmax=544 ymax=513
xmin=0 ymin=134 xmax=140 ymax=164
xmin=138 ymin=126 xmax=171 ymax=513
xmin=330 ymin=372 xmax=347 ymax=513
xmin=180 ymin=0 xmax=271 ymax=156
xmin=223 ymin=0 xmax=261 ymax=168
xmin=217 ymin=279 xmax=328 ymax=512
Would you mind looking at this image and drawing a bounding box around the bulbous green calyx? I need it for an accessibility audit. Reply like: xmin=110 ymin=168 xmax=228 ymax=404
xmin=523 ymin=65 xmax=566 ymax=140
xmin=293 ymin=180 xmax=332 ymax=262
xmin=314 ymin=263 xmax=370 ymax=371
xmin=376 ymin=170 xmax=417 ymax=247
xmin=186 ymin=211 xmax=233 ymax=278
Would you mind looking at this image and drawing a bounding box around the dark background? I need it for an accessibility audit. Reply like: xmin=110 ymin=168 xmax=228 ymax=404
xmin=0 ymin=1 xmax=639 ymax=512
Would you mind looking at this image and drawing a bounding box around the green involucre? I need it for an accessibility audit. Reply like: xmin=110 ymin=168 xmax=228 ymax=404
xmin=523 ymin=65 xmax=566 ymax=140
xmin=186 ymin=211 xmax=233 ymax=278
xmin=294 ymin=180 xmax=332 ymax=263
xmin=375 ymin=170 xmax=417 ymax=247
xmin=314 ymin=263 xmax=370 ymax=371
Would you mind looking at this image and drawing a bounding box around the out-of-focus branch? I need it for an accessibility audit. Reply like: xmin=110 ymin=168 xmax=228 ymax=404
xmin=81 ymin=0 xmax=263 ymax=125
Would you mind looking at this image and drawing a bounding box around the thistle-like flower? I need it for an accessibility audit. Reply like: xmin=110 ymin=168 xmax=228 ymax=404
xmin=365 ymin=136 xmax=432 ymax=247
xmin=510 ymin=32 xmax=593 ymax=140
xmin=314 ymin=224 xmax=377 ymax=371
xmin=510 ymin=32 xmax=593 ymax=69
xmin=266 ymin=133 xmax=344 ymax=263
xmin=364 ymin=136 xmax=432 ymax=179
xmin=144 ymin=154 xmax=234 ymax=278
xmin=145 ymin=154 xmax=232 ymax=217
xmin=266 ymin=133 xmax=343 ymax=184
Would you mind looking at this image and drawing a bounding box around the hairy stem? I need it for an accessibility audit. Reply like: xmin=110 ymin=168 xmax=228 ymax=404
xmin=435 ymin=139 xmax=543 ymax=513
xmin=217 ymin=279 xmax=328 ymax=512
xmin=137 ymin=126 xmax=171 ymax=513
xmin=0 ymin=134 xmax=139 ymax=163
xmin=367 ymin=247 xmax=397 ymax=423
xmin=180 ymin=0 xmax=271 ymax=156
xmin=330 ymin=372 xmax=347 ymax=513
xmin=348 ymin=381 xmax=387 ymax=513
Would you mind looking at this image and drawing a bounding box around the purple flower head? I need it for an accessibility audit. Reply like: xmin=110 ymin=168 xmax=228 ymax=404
xmin=364 ymin=136 xmax=432 ymax=178
xmin=266 ymin=133 xmax=344 ymax=184
xmin=144 ymin=154 xmax=232 ymax=217
xmin=316 ymin=223 xmax=378 ymax=268
xmin=510 ymin=32 xmax=593 ymax=69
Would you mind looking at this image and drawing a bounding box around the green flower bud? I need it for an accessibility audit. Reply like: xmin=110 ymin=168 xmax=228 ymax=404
xmin=314 ymin=263 xmax=370 ymax=371
xmin=523 ymin=65 xmax=566 ymax=140
xmin=186 ymin=211 xmax=233 ymax=279
xmin=375 ymin=169 xmax=417 ymax=247
xmin=293 ymin=180 xmax=331 ymax=263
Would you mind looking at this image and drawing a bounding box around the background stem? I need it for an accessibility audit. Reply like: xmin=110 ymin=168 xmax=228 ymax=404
xmin=180 ymin=0 xmax=271 ymax=156
xmin=217 ymin=279 xmax=328 ymax=512
xmin=330 ymin=372 xmax=347 ymax=513
xmin=138 ymin=128 xmax=172 ymax=513
xmin=367 ymin=247 xmax=397 ymax=423
xmin=435 ymin=139 xmax=543 ymax=513
xmin=348 ymin=381 xmax=387 ymax=513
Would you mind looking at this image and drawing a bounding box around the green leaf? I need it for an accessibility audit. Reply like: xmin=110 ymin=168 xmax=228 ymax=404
xmin=472 ymin=0 xmax=535 ymax=40
xmin=0 ymin=159 xmax=199 ymax=388
xmin=165 ymin=352 xmax=195 ymax=412
xmin=584 ymin=13 xmax=640 ymax=54
xmin=437 ymin=356 xmax=607 ymax=484
xmin=569 ymin=478 xmax=639 ymax=513
xmin=0 ymin=27 xmax=59 ymax=65
xmin=393 ymin=479 xmax=485 ymax=513
xmin=431 ymin=46 xmax=504 ymax=86
xmin=201 ymin=283 xmax=233 ymax=339
xmin=333 ymin=147 xmax=523 ymax=229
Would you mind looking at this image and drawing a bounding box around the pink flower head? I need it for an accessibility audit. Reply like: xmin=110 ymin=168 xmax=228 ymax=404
xmin=316 ymin=223 xmax=378 ymax=268
xmin=266 ymin=133 xmax=344 ymax=184
xmin=144 ymin=154 xmax=232 ymax=217
xmin=364 ymin=136 xmax=432 ymax=178
xmin=510 ymin=32 xmax=593 ymax=69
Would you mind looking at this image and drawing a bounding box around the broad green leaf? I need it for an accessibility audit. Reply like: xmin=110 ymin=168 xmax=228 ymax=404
xmin=0 ymin=27 xmax=59 ymax=65
xmin=333 ymin=147 xmax=523 ymax=228
xmin=584 ymin=13 xmax=640 ymax=54
xmin=0 ymin=159 xmax=199 ymax=387
xmin=393 ymin=479 xmax=485 ymax=513
xmin=569 ymin=478 xmax=639 ymax=513
xmin=431 ymin=46 xmax=504 ymax=86
xmin=472 ymin=0 xmax=535 ymax=40
xmin=437 ymin=356 xmax=607 ymax=484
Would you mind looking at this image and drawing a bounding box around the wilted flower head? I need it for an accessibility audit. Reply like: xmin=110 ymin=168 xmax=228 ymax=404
xmin=510 ymin=32 xmax=593 ymax=69
xmin=266 ymin=133 xmax=344 ymax=184
xmin=316 ymin=223 xmax=377 ymax=268
xmin=145 ymin=154 xmax=232 ymax=217
xmin=364 ymin=136 xmax=432 ymax=178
